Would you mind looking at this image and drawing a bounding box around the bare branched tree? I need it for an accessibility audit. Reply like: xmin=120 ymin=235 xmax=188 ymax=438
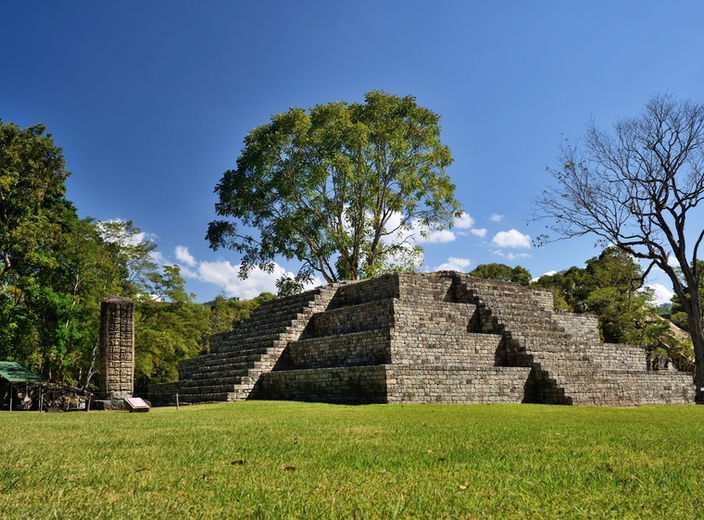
xmin=533 ymin=94 xmax=704 ymax=398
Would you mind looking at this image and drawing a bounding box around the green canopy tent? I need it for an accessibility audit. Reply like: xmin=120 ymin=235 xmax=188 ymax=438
xmin=0 ymin=362 xmax=44 ymax=411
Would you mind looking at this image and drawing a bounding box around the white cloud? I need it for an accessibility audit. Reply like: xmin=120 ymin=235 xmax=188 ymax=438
xmin=195 ymin=261 xmax=284 ymax=299
xmin=435 ymin=257 xmax=471 ymax=272
xmin=490 ymin=214 xmax=504 ymax=222
xmin=470 ymin=228 xmax=487 ymax=238
xmin=191 ymin=259 xmax=322 ymax=299
xmin=491 ymin=229 xmax=531 ymax=248
xmin=417 ymin=228 xmax=456 ymax=244
xmin=150 ymin=250 xmax=167 ymax=265
xmin=171 ymin=248 xmax=323 ymax=299
xmin=454 ymin=212 xmax=474 ymax=229
xmin=532 ymin=270 xmax=557 ymax=282
xmin=383 ymin=213 xmax=456 ymax=244
xmin=175 ymin=245 xmax=197 ymax=267
xmin=646 ymin=283 xmax=674 ymax=306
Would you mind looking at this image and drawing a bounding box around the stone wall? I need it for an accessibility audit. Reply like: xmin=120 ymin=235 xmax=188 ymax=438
xmin=530 ymin=289 xmax=556 ymax=313
xmin=208 ymin=330 xmax=234 ymax=355
xmin=257 ymin=365 xmax=388 ymax=404
xmin=398 ymin=272 xmax=457 ymax=303
xmin=390 ymin=332 xmax=502 ymax=367
xmin=338 ymin=275 xmax=399 ymax=306
xmin=610 ymin=371 xmax=694 ymax=404
xmin=281 ymin=329 xmax=392 ymax=370
xmin=99 ymin=296 xmax=134 ymax=400
xmin=583 ymin=343 xmax=649 ymax=371
xmin=551 ymin=312 xmax=601 ymax=344
xmin=304 ymin=299 xmax=395 ymax=338
xmin=385 ymin=366 xmax=532 ymax=404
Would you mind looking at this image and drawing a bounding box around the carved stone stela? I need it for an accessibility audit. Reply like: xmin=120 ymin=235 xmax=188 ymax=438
xmin=99 ymin=296 xmax=134 ymax=400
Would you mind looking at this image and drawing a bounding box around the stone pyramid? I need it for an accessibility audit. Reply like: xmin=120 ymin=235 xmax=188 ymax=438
xmin=149 ymin=272 xmax=694 ymax=406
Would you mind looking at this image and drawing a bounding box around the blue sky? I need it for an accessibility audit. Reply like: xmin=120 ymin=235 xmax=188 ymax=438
xmin=2 ymin=1 xmax=703 ymax=303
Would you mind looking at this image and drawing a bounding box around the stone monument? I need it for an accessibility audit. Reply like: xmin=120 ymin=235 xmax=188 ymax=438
xmin=99 ymin=295 xmax=134 ymax=400
xmin=150 ymin=272 xmax=696 ymax=407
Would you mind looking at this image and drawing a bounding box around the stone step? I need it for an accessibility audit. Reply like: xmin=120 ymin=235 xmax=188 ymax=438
xmin=151 ymin=283 xmax=342 ymax=404
xmin=305 ymin=299 xmax=395 ymax=337
xmin=183 ymin=360 xmax=279 ymax=381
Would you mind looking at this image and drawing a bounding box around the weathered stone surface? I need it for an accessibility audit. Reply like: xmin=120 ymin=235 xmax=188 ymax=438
xmin=99 ymin=296 xmax=134 ymax=400
xmin=149 ymin=272 xmax=695 ymax=406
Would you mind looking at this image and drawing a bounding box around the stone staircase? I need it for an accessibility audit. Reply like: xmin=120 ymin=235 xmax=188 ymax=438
xmin=149 ymin=272 xmax=695 ymax=406
xmin=257 ymin=273 xmax=534 ymax=404
xmin=148 ymin=285 xmax=340 ymax=404
xmin=460 ymin=277 xmax=691 ymax=406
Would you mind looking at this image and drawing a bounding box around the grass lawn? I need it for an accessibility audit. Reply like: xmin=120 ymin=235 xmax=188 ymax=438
xmin=1 ymin=402 xmax=703 ymax=519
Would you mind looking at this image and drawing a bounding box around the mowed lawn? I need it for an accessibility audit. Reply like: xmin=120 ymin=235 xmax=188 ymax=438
xmin=1 ymin=402 xmax=703 ymax=519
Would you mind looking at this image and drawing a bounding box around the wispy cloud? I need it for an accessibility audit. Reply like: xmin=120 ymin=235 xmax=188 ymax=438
xmin=491 ymin=250 xmax=532 ymax=260
xmin=470 ymin=228 xmax=487 ymax=238
xmin=172 ymin=247 xmax=321 ymax=299
xmin=490 ymin=214 xmax=504 ymax=222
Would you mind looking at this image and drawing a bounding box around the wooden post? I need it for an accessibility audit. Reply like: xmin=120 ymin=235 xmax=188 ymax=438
xmin=176 ymin=393 xmax=180 ymax=410
xmin=86 ymin=393 xmax=92 ymax=412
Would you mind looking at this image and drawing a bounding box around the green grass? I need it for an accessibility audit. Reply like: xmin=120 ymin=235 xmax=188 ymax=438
xmin=1 ymin=402 xmax=704 ymax=519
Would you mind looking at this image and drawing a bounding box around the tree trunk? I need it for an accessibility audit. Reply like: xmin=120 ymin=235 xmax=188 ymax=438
xmin=686 ymin=288 xmax=704 ymax=402
xmin=81 ymin=344 xmax=99 ymax=392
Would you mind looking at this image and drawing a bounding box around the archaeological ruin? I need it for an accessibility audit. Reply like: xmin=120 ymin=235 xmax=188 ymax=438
xmin=99 ymin=295 xmax=135 ymax=400
xmin=149 ymin=272 xmax=695 ymax=406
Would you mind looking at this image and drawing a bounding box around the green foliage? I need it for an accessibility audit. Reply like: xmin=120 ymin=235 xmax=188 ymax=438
xmin=208 ymin=292 xmax=275 ymax=335
xmin=670 ymin=260 xmax=704 ymax=333
xmin=0 ymin=121 xmax=211 ymax=390
xmin=3 ymin=403 xmax=704 ymax=518
xmin=469 ymin=263 xmax=532 ymax=286
xmin=207 ymin=90 xmax=460 ymax=287
xmin=535 ymin=248 xmax=692 ymax=367
xmin=133 ymin=266 xmax=210 ymax=394
xmin=0 ymin=121 xmax=71 ymax=278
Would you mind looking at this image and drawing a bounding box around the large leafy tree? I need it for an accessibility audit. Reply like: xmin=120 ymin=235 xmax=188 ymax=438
xmin=534 ymin=95 xmax=704 ymax=393
xmin=0 ymin=121 xmax=71 ymax=277
xmin=207 ymin=91 xmax=461 ymax=286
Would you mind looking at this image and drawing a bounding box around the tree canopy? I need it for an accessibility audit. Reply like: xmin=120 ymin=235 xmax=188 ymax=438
xmin=469 ymin=263 xmax=532 ymax=286
xmin=533 ymin=95 xmax=704 ymax=393
xmin=0 ymin=121 xmax=71 ymax=277
xmin=207 ymin=91 xmax=461 ymax=287
xmin=0 ymin=120 xmax=212 ymax=391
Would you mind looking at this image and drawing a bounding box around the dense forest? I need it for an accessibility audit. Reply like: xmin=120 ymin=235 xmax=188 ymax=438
xmin=0 ymin=120 xmax=273 ymax=394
